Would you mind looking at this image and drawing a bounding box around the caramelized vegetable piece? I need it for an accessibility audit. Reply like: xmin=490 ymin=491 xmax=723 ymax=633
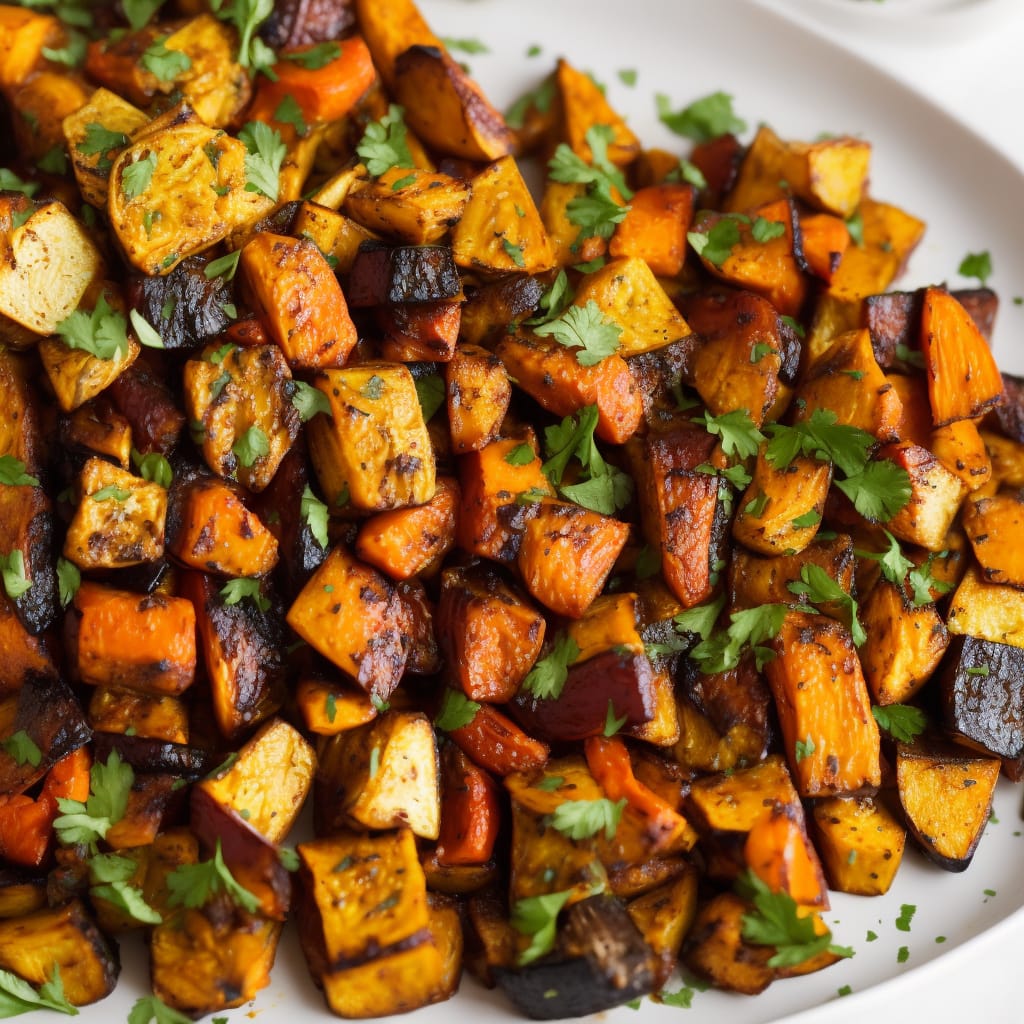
xmin=451 ymin=155 xmax=554 ymax=274
xmin=447 ymin=702 xmax=550 ymax=777
xmin=445 ymin=344 xmax=512 ymax=452
xmin=877 ymin=441 xmax=965 ymax=550
xmin=70 ymin=581 xmax=196 ymax=695
xmin=437 ymin=564 xmax=546 ymax=703
xmin=170 ymin=476 xmax=279 ymax=578
xmin=88 ymin=687 xmax=188 ymax=745
xmin=609 ymin=183 xmax=695 ymax=278
xmin=765 ymin=611 xmax=881 ymax=797
xmin=921 ymin=286 xmax=1004 ymax=427
xmin=435 ymin=742 xmax=501 ymax=867
xmin=946 ymin=564 xmax=1024 ymax=647
xmin=307 ymin=362 xmax=435 ymax=512
xmin=394 ymin=44 xmax=516 ymax=162
xmin=961 ymin=489 xmax=1024 ymax=586
xmin=555 ymin=57 xmax=640 ymax=167
xmin=683 ymin=892 xmax=774 ymax=995
xmin=896 ymin=737 xmax=1001 ymax=871
xmin=811 ymin=795 xmax=906 ymax=896
xmin=626 ymin=866 xmax=700 ymax=989
xmin=239 ymin=232 xmax=357 ymax=370
xmin=517 ymin=499 xmax=629 ymax=619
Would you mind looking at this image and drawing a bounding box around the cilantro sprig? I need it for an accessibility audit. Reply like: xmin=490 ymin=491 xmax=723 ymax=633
xmin=356 ymin=104 xmax=415 ymax=178
xmin=766 ymin=409 xmax=911 ymax=520
xmin=0 ymin=550 xmax=32 ymax=600
xmin=166 ymin=838 xmax=259 ymax=912
xmin=54 ymin=750 xmax=134 ymax=852
xmin=128 ymin=994 xmax=193 ymax=1024
xmin=788 ymin=564 xmax=866 ymax=646
xmin=685 ymin=599 xmax=788 ymax=674
xmin=238 ymin=121 xmax=285 ymax=202
xmin=0 ymin=456 xmax=38 ymax=487
xmin=0 ymin=965 xmax=77 ymax=1017
xmin=511 ymin=890 xmax=573 ymax=966
xmin=656 ymin=90 xmax=747 ymax=142
xmin=220 ymin=576 xmax=270 ymax=612
xmin=520 ymin=633 xmax=580 ymax=700
xmin=212 ymin=0 xmax=275 ymax=74
xmin=551 ymin=797 xmax=626 ymax=841
xmin=54 ymin=295 xmax=129 ymax=361
xmin=737 ymin=869 xmax=853 ymax=968
xmin=532 ymin=300 xmax=622 ymax=367
xmin=695 ymin=409 xmax=765 ymax=460
xmin=871 ymin=703 xmax=927 ymax=743
xmin=857 ymin=530 xmax=951 ymax=606
xmin=300 ymin=484 xmax=329 ymax=549
xmin=434 ymin=689 xmax=481 ymax=732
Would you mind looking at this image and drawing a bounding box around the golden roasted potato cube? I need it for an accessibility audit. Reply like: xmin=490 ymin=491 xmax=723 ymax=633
xmin=734 ymin=451 xmax=831 ymax=557
xmin=572 ymin=256 xmax=692 ymax=356
xmin=39 ymin=331 xmax=140 ymax=414
xmin=197 ymin=717 xmax=315 ymax=844
xmin=286 ymin=545 xmax=410 ymax=699
xmin=183 ymin=343 xmax=300 ymax=493
xmin=343 ymin=167 xmax=470 ymax=245
xmin=307 ymin=362 xmax=435 ymax=512
xmin=858 ymin=579 xmax=949 ymax=705
xmin=565 ymin=592 xmax=644 ymax=663
xmin=108 ymin=118 xmax=272 ymax=276
xmin=931 ymin=419 xmax=992 ymax=493
xmin=726 ymin=124 xmax=871 ymax=218
xmin=0 ymin=899 xmax=118 ymax=1006
xmin=0 ymin=200 xmax=104 ymax=337
xmin=62 ymin=89 xmax=149 ymax=209
xmin=63 ymin=456 xmax=166 ymax=570
xmin=811 ymin=796 xmax=906 ymax=896
xmin=446 ymin=344 xmax=511 ymax=452
xmin=151 ymin=905 xmax=281 ymax=1017
xmin=316 ymin=712 xmax=440 ymax=839
xmin=878 ymin=441 xmax=965 ymax=551
xmin=298 ymin=828 xmax=430 ymax=962
xmin=63 ymin=400 xmax=133 ymax=469
xmin=452 ymin=155 xmax=555 ymax=275
xmin=962 ymin=490 xmax=1024 ymax=587
xmin=291 ymin=200 xmax=379 ymax=274
xmin=160 ymin=14 xmax=251 ymax=127
xmin=946 ymin=564 xmax=1024 ymax=648
xmin=88 ymin=686 xmax=189 ymax=745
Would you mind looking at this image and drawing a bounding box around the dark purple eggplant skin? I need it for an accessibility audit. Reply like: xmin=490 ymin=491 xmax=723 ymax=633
xmin=940 ymin=634 xmax=1024 ymax=780
xmin=90 ymin=731 xmax=224 ymax=780
xmin=126 ymin=254 xmax=234 ymax=353
xmin=347 ymin=243 xmax=463 ymax=306
xmin=493 ymin=894 xmax=657 ymax=1020
xmin=512 ymin=651 xmax=654 ymax=743
xmin=5 ymin=490 xmax=58 ymax=636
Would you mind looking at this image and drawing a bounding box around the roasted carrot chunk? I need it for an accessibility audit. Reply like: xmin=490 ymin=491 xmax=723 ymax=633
xmin=608 ymin=184 xmax=695 ymax=278
xmin=436 ymin=743 xmax=501 ymax=866
xmin=799 ymin=212 xmax=850 ymax=283
xmin=448 ymin=702 xmax=549 ymax=777
xmin=743 ymin=803 xmax=830 ymax=909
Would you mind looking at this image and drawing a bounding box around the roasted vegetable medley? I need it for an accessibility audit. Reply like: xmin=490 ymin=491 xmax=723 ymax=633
xmin=0 ymin=0 xmax=1022 ymax=1020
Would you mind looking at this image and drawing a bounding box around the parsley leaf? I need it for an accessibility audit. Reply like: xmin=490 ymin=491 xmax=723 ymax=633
xmin=668 ymin=157 xmax=708 ymax=190
xmin=689 ymin=603 xmax=788 ymax=673
xmin=291 ymin=380 xmax=331 ymax=422
xmin=511 ymin=890 xmax=573 ymax=965
xmin=695 ymin=409 xmax=765 ymax=460
xmin=122 ymin=152 xmax=157 ymax=199
xmin=75 ymin=123 xmax=129 ymax=174
xmin=238 ymin=121 xmax=285 ymax=202
xmin=0 ymin=168 xmax=39 ymax=197
xmin=834 ymin=460 xmax=912 ymax=521
xmin=414 ymin=373 xmax=445 ymax=421
xmin=1 ymin=730 xmax=41 ymax=767
xmin=871 ymin=703 xmax=927 ymax=743
xmin=0 ymin=455 xmax=38 ymax=487
xmin=281 ymin=41 xmax=341 ymax=69
xmin=131 ymin=449 xmax=172 ymax=488
xmin=737 ymin=869 xmax=853 ymax=967
xmin=787 ymin=564 xmax=866 ymax=646
xmin=213 ymin=0 xmax=274 ymax=71
xmin=89 ymin=854 xmax=162 ymax=925
xmin=520 ymin=634 xmax=580 ymax=700
xmin=907 ymin=552 xmax=952 ymax=606
xmin=526 ymin=269 xmax=574 ymax=326
xmin=505 ymin=443 xmax=536 ymax=466
xmin=128 ymin=994 xmax=194 ymax=1024
xmin=166 ymin=838 xmax=259 ymax=912
xmin=656 ymin=90 xmax=747 ymax=142
xmin=128 ymin=308 xmax=164 ymax=349
xmin=91 ymin=485 xmax=131 ymax=503
xmin=300 ymin=484 xmax=329 ymax=549
xmin=673 ymin=593 xmax=725 ymax=642
xmin=794 ymin=736 xmax=815 ymax=762
xmin=220 ymin=577 xmax=270 ymax=613
xmin=751 ymin=215 xmax=786 ymax=243
xmin=55 ymin=295 xmax=128 ymax=361
xmin=0 ymin=550 xmax=31 ymax=600
xmin=502 ymin=238 xmax=526 ymax=267
xmin=42 ymin=31 xmax=87 ymax=67
xmin=533 ymin=300 xmax=621 ymax=367
xmin=122 ymin=0 xmax=166 ymax=29
xmin=273 ymin=93 xmax=307 ymax=137
xmin=56 ymin=557 xmax=80 ymax=608
xmin=434 ymin=689 xmax=481 ymax=732
xmin=356 ymin=104 xmax=414 ymax=178
xmin=505 ymin=77 xmax=555 ymax=130
xmin=441 ymin=36 xmax=489 ymax=55
xmin=551 ymin=797 xmax=626 ymax=841
xmin=688 ymin=215 xmax=742 ymax=268
xmin=54 ymin=750 xmax=133 ymax=850
xmin=543 ymin=405 xmax=602 ymax=485
xmin=958 ymin=250 xmax=992 ymax=286
xmin=603 ymin=701 xmax=628 ymax=737
xmin=0 ymin=965 xmax=78 ymax=1017
xmin=232 ymin=426 xmax=269 ymax=467
xmin=140 ymin=38 xmax=192 ymax=81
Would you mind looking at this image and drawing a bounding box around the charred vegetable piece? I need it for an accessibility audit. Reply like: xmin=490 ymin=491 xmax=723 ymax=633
xmin=347 ymin=243 xmax=462 ymax=307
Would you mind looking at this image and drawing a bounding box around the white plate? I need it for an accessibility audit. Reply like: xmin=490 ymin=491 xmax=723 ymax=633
xmin=70 ymin=2 xmax=1024 ymax=1022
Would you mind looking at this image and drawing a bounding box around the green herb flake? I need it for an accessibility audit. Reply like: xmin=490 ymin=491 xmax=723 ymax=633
xmin=656 ymin=90 xmax=747 ymax=142
xmin=511 ymin=889 xmax=574 ymax=965
xmin=232 ymin=426 xmax=270 ymax=468
xmin=140 ymin=37 xmax=192 ymax=81
xmin=895 ymin=903 xmax=916 ymax=932
xmin=238 ymin=120 xmax=286 ymax=201
xmin=0 ymin=964 xmax=78 ymax=1018
xmin=505 ymin=443 xmax=536 ymax=466
xmin=1 ymin=729 xmax=41 ymax=768
xmin=166 ymin=838 xmax=259 ymax=913
xmin=958 ymin=250 xmax=992 ymax=286
xmin=219 ymin=577 xmax=270 ymax=613
xmin=617 ymin=68 xmax=637 ymax=87
xmin=356 ymin=104 xmax=414 ymax=179
xmin=896 ymin=945 xmax=909 ymax=964
xmin=871 ymin=703 xmax=927 ymax=743
xmin=794 ymin=736 xmax=815 ymax=763
xmin=122 ymin=151 xmax=158 ymax=199
xmin=434 ymin=689 xmax=481 ymax=732
xmin=520 ymin=634 xmax=580 ymax=700
xmin=281 ymin=41 xmax=342 ymax=69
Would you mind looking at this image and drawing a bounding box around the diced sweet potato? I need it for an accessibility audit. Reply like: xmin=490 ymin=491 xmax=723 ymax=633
xmin=683 ymin=892 xmax=774 ymax=995
xmin=743 ymin=802 xmax=829 ymax=909
xmin=811 ymin=795 xmax=906 ymax=896
xmin=0 ymin=7 xmax=61 ymax=89
xmin=376 ymin=300 xmax=462 ymax=362
xmin=516 ymin=499 xmax=629 ymax=618
xmin=496 ymin=332 xmax=643 ymax=445
xmin=285 ymin=545 xmax=410 ymax=700
xmin=930 ymin=418 xmax=992 ymax=493
xmin=88 ymin=687 xmax=189 ymax=745
xmin=877 ymin=441 xmax=965 ymax=550
xmin=554 ymin=57 xmax=639 ymax=167
xmin=798 ymin=212 xmax=850 ymax=283
xmin=921 ymin=286 xmax=1004 ymax=426
xmin=436 ymin=743 xmax=502 ymax=867
xmin=447 ymin=701 xmax=549 ymax=777
xmin=239 ymin=232 xmax=357 ymax=370
xmin=946 ymin=564 xmax=1024 ymax=648
xmin=437 ymin=563 xmax=546 ymax=703
xmin=765 ymin=611 xmax=881 ymax=797
xmin=609 ymin=183 xmax=695 ymax=278
xmin=446 ymin=345 xmax=512 ymax=452
xmin=961 ymin=489 xmax=1024 ymax=587
xmin=169 ymin=476 xmax=278 ymax=578
xmin=70 ymin=581 xmax=196 ymax=696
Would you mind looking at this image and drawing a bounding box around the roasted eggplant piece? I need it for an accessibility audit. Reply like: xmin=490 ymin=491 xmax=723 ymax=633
xmin=259 ymin=0 xmax=355 ymax=51
xmin=493 ymin=894 xmax=656 ymax=1020
xmin=346 ymin=242 xmax=462 ymax=307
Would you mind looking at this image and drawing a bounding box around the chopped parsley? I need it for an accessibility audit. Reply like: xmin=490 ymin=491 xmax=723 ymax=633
xmin=656 ymin=90 xmax=747 ymax=142
xmin=356 ymin=104 xmax=414 ymax=178
xmin=520 ymin=633 xmax=580 ymax=700
xmin=238 ymin=121 xmax=286 ymax=202
xmin=434 ymin=689 xmax=481 ymax=732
